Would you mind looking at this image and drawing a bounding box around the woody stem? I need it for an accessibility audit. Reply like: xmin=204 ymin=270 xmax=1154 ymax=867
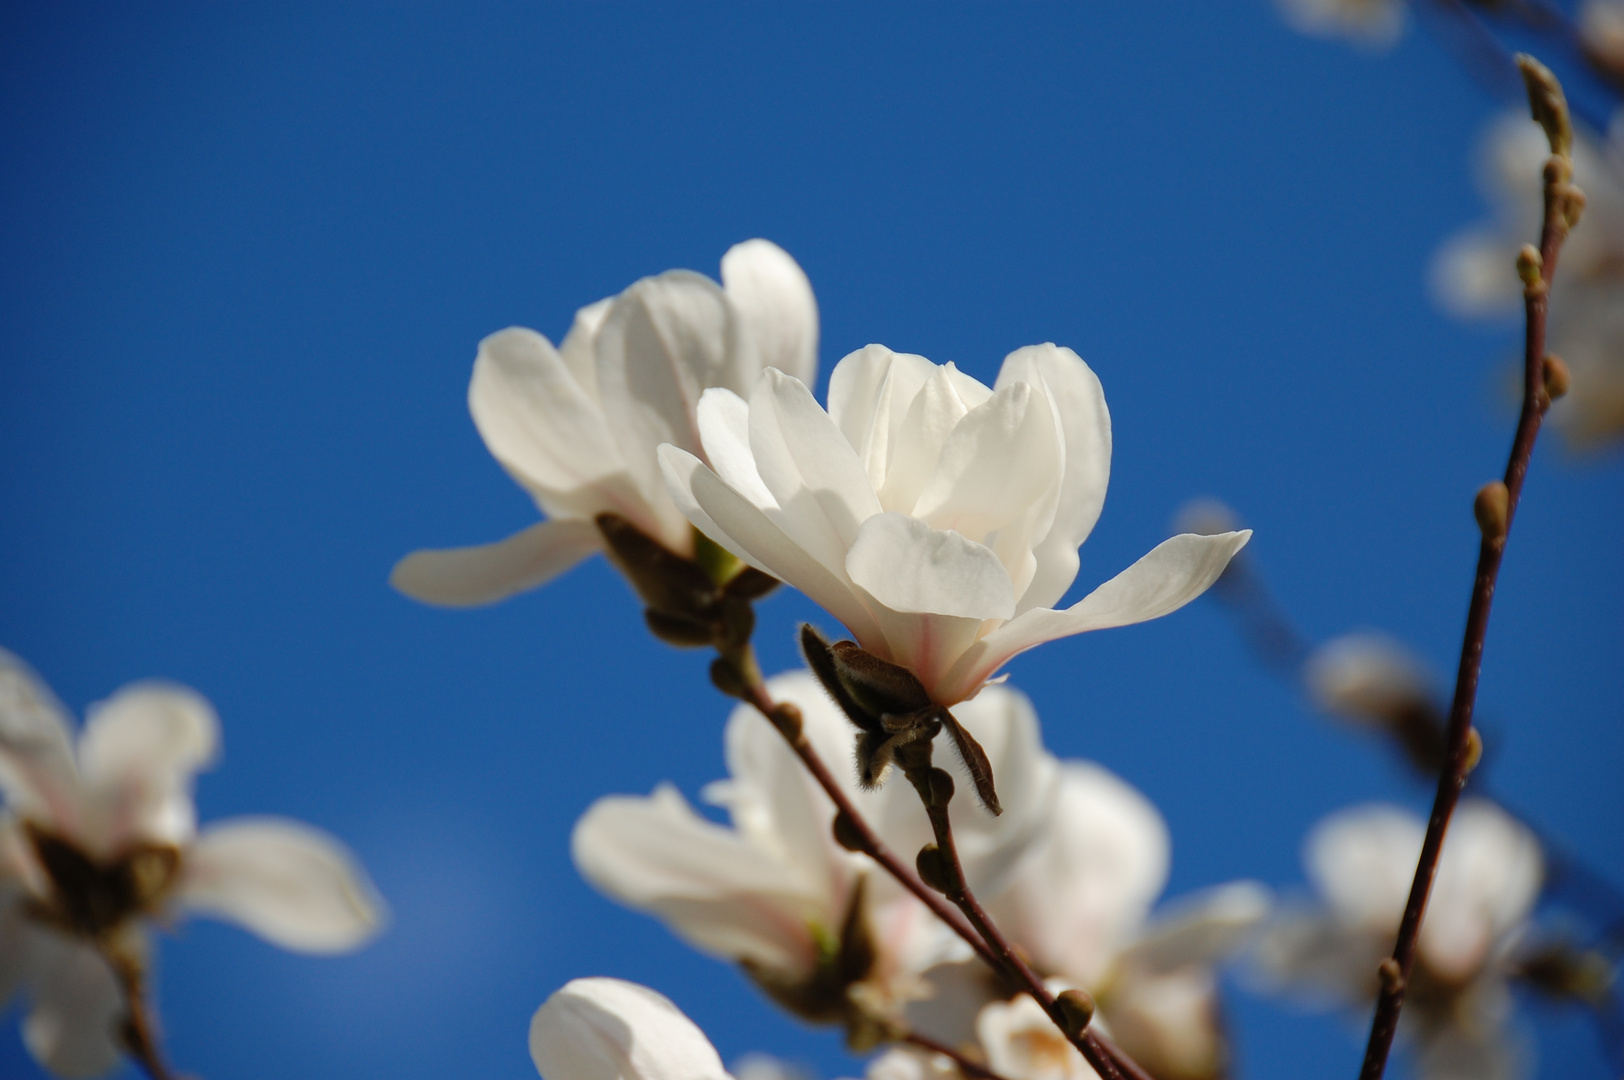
xmin=97 ymin=938 xmax=181 ymax=1080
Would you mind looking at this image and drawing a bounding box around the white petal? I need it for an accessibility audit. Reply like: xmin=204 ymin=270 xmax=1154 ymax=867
xmin=875 ymin=364 xmax=980 ymax=515
xmin=989 ymin=761 xmax=1169 ymax=984
xmin=914 ymin=380 xmax=1063 ymax=548
xmin=1306 ymin=803 xmax=1422 ymax=932
xmin=177 ymin=817 xmax=385 ymax=954
xmin=572 ymin=785 xmax=827 ymax=976
xmin=721 ymin=239 xmax=819 ymax=387
xmin=77 ymin=683 xmax=218 ymax=853
xmin=558 ymin=297 xmax=615 ymax=393
xmin=390 ymin=519 xmax=603 ymax=607
xmin=530 ymin=977 xmax=730 ymax=1080
xmin=0 ymin=650 xmax=80 ymax=835
xmin=1101 ymin=967 xmax=1223 ymax=1080
xmin=979 ymin=991 xmax=1099 ymax=1080
xmin=658 ymin=447 xmax=884 ymax=648
xmin=995 ymin=345 xmax=1111 ymax=613
xmin=1421 ymin=799 xmax=1542 ymax=980
xmin=939 ymin=531 xmax=1250 ymax=702
xmin=469 ymin=327 xmax=629 ymax=514
xmin=595 ymin=270 xmax=742 ymax=513
xmin=1430 ymin=230 xmax=1522 ymax=318
xmin=826 ymin=345 xmax=938 ymax=492
xmin=19 ymin=926 xmax=125 ymax=1079
xmin=1121 ymin=881 xmax=1271 ymax=974
xmin=696 ymin=388 xmax=779 ymax=512
xmin=748 ymin=368 xmax=883 ymax=571
xmin=846 ymin=513 xmax=1015 ymax=621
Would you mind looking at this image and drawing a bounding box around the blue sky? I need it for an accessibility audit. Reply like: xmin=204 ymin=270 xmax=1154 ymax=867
xmin=1 ymin=3 xmax=1619 ymax=1079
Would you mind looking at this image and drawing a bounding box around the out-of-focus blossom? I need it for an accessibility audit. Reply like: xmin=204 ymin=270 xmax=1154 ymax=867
xmin=659 ymin=344 xmax=1248 ymax=704
xmin=1254 ymin=800 xmax=1543 ymax=1080
xmin=1274 ymin=0 xmax=1406 ymax=49
xmin=393 ymin=239 xmax=818 ymax=607
xmin=1433 ymin=114 xmax=1624 ymax=449
xmin=529 ymin=977 xmax=731 ymax=1080
xmin=863 ymin=1048 xmax=959 ymax=1080
xmin=1581 ymin=2 xmax=1624 ymax=79
xmin=1305 ymin=632 xmax=1433 ymax=727
xmin=0 ymin=650 xmax=383 ymax=1077
xmin=896 ymin=764 xmax=1266 ymax=1080
xmin=572 ymin=670 xmax=1058 ymax=1034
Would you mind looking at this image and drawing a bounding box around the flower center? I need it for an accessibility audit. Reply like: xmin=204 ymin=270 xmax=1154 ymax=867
xmin=24 ymin=822 xmax=181 ymax=938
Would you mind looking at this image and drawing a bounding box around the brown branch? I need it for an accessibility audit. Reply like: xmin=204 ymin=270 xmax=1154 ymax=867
xmin=897 ymin=1031 xmax=1011 ymax=1080
xmin=1356 ymin=58 xmax=1580 ymax=1080
xmin=97 ymin=939 xmax=182 ymax=1080
xmin=718 ymin=645 xmax=1146 ymax=1080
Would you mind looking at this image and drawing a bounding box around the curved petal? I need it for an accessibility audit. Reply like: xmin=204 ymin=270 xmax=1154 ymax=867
xmin=572 ymin=785 xmax=826 ymax=975
xmin=749 ymin=368 xmax=882 ymax=571
xmin=938 ymin=531 xmax=1250 ymax=702
xmin=390 ymin=519 xmax=603 ymax=608
xmin=530 ymin=977 xmax=730 ymax=1080
xmin=19 ymin=926 xmax=125 ymax=1079
xmin=1121 ymin=880 xmax=1272 ymax=974
xmin=826 ymin=345 xmax=938 ymax=491
xmin=0 ymin=650 xmax=80 ymax=835
xmin=875 ymin=364 xmax=986 ymax=515
xmin=721 ymin=239 xmax=819 ymax=387
xmin=558 ymin=297 xmax=615 ymax=394
xmin=995 ymin=345 xmax=1111 ymax=613
xmin=914 ymin=380 xmax=1062 ymax=548
xmin=177 ymin=817 xmax=385 ymax=954
xmin=470 ymin=327 xmax=627 ymax=509
xmin=595 ymin=270 xmax=741 ymax=512
xmin=659 ymin=446 xmax=883 ymax=648
xmin=696 ymin=388 xmax=779 ymax=512
xmin=846 ymin=513 xmax=1016 ymax=621
xmin=77 ymin=683 xmax=218 ymax=853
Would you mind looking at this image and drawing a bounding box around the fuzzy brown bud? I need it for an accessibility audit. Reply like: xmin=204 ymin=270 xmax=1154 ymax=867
xmin=1474 ymin=481 xmax=1511 ymax=543
xmin=1542 ymin=354 xmax=1570 ymax=399
xmin=831 ymin=810 xmax=868 ymax=853
xmin=1054 ymin=989 xmax=1096 ymax=1038
xmin=1377 ymin=957 xmax=1406 ymax=995
xmin=1516 ymin=244 xmax=1545 ymax=291
xmin=1516 ymin=54 xmax=1573 ymax=158
xmin=915 ymin=843 xmax=962 ymax=894
xmin=1463 ymin=727 xmax=1484 ymax=774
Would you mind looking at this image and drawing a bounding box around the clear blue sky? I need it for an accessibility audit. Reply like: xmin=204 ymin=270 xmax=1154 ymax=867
xmin=1 ymin=3 xmax=1618 ymax=1079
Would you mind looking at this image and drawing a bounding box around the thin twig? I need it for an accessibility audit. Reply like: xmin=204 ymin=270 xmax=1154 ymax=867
xmin=1356 ymin=61 xmax=1577 ymax=1080
xmin=97 ymin=940 xmax=180 ymax=1080
xmin=898 ymin=1031 xmax=1010 ymax=1080
xmin=721 ymin=645 xmax=1145 ymax=1080
xmin=917 ymin=793 xmax=1128 ymax=1080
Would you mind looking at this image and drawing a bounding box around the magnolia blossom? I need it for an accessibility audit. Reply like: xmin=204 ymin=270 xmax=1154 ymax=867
xmin=1433 ymin=114 xmax=1624 ymax=448
xmin=0 ymin=650 xmax=383 ymax=1077
xmin=659 ymin=344 xmax=1249 ymax=704
xmin=572 ymin=670 xmax=1058 ymax=1028
xmin=393 ymin=239 xmax=818 ymax=607
xmin=530 ymin=977 xmax=731 ymax=1080
xmin=1274 ymin=0 xmax=1406 ymax=49
xmin=1254 ymin=800 xmax=1543 ymax=1080
xmin=953 ymin=763 xmax=1266 ymax=1080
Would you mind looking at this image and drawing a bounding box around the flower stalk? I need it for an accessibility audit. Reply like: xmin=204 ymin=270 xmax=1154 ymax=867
xmin=97 ymin=943 xmax=179 ymax=1080
xmin=1355 ymin=53 xmax=1583 ymax=1080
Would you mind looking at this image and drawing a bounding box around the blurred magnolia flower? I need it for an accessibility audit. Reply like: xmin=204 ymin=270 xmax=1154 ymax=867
xmin=659 ymin=344 xmax=1248 ymax=705
xmin=981 ymin=764 xmax=1268 ymax=1080
xmin=393 ymin=239 xmax=817 ymax=607
xmin=1433 ymin=114 xmax=1624 ymax=449
xmin=1581 ymin=2 xmax=1624 ymax=78
xmin=1254 ymin=800 xmax=1543 ymax=1080
xmin=572 ymin=670 xmax=1058 ymax=1036
xmin=1274 ymin=0 xmax=1406 ymax=49
xmin=1303 ymin=631 xmax=1447 ymax=773
xmin=0 ymin=650 xmax=383 ymax=1078
xmin=530 ymin=976 xmax=730 ymax=1080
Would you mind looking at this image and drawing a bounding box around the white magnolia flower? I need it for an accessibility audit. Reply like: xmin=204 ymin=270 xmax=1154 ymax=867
xmin=1254 ymin=800 xmax=1543 ymax=1080
xmin=394 ymin=239 xmax=818 ymax=606
xmin=1433 ymin=114 xmax=1624 ymax=448
xmin=982 ymin=764 xmax=1267 ymax=1080
xmin=572 ymin=670 xmax=1059 ymax=1027
xmin=1304 ymin=632 xmax=1433 ymax=728
xmin=659 ymin=344 xmax=1249 ymax=704
xmin=1274 ymin=0 xmax=1406 ymax=49
xmin=0 ymin=650 xmax=384 ymax=1077
xmin=530 ymin=977 xmax=731 ymax=1080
